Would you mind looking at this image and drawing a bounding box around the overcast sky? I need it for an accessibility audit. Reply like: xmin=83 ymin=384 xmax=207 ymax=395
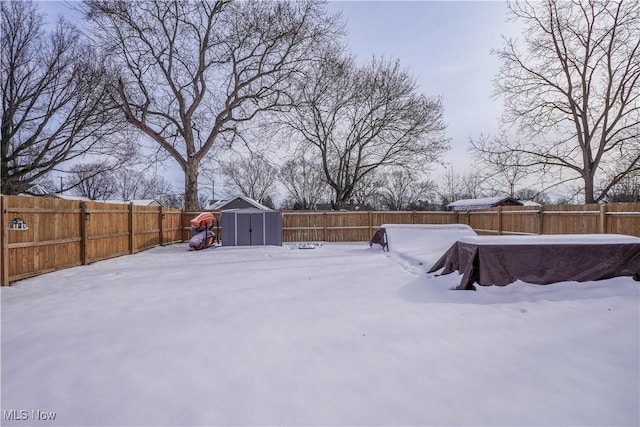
xmin=37 ymin=0 xmax=523 ymax=196
xmin=326 ymin=1 xmax=522 ymax=173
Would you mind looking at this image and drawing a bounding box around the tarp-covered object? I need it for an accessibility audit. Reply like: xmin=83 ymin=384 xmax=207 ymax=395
xmin=429 ymin=234 xmax=640 ymax=290
xmin=189 ymin=230 xmax=215 ymax=250
xmin=370 ymin=228 xmax=388 ymax=250
xmin=371 ymin=224 xmax=476 ymax=253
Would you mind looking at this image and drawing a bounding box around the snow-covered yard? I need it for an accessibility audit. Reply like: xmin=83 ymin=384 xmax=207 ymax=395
xmin=1 ymin=236 xmax=639 ymax=426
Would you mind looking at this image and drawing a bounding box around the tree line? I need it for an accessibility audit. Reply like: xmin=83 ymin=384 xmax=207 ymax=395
xmin=2 ymin=0 xmax=638 ymax=209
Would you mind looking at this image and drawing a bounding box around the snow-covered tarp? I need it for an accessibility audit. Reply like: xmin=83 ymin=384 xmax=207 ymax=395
xmin=379 ymin=223 xmax=476 ymax=273
xmin=1 ymin=239 xmax=638 ymax=426
xmin=430 ymin=234 xmax=640 ymax=290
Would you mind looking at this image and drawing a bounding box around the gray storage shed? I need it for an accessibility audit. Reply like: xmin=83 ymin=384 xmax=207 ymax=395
xmin=221 ymin=208 xmax=282 ymax=246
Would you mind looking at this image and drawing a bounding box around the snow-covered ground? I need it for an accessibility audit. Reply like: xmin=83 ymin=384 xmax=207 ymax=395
xmin=1 ymin=233 xmax=639 ymax=426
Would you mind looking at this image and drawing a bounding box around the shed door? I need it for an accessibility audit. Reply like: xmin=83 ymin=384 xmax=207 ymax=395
xmin=264 ymin=212 xmax=283 ymax=246
xmin=236 ymin=213 xmax=251 ymax=246
xmin=236 ymin=213 xmax=265 ymax=246
xmin=250 ymin=213 xmax=265 ymax=245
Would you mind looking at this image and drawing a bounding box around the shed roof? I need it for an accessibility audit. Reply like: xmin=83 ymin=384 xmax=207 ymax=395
xmin=206 ymin=194 xmax=273 ymax=211
xmin=222 ymin=208 xmax=279 ymax=214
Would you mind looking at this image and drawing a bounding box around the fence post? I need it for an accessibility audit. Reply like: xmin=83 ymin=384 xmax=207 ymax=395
xmin=159 ymin=206 xmax=165 ymax=246
xmin=1 ymin=195 xmax=8 ymax=286
xmin=323 ymin=212 xmax=328 ymax=242
xmin=538 ymin=206 xmax=544 ymax=235
xmin=80 ymin=201 xmax=88 ymax=265
xmin=181 ymin=210 xmax=186 ymax=242
xmin=129 ymin=202 xmax=135 ymax=254
xmin=599 ymin=203 xmax=607 ymax=234
xmin=497 ymin=206 xmax=503 ymax=235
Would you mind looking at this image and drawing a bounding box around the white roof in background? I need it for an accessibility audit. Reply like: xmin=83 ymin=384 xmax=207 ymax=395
xmin=222 ymin=208 xmax=279 ymax=214
xmin=20 ymin=184 xmax=50 ymax=196
xmin=447 ymin=196 xmax=522 ymax=210
xmin=205 ymin=194 xmax=272 ymax=211
xmin=54 ymin=194 xmax=92 ymax=201
xmin=521 ymin=200 xmax=542 ymax=207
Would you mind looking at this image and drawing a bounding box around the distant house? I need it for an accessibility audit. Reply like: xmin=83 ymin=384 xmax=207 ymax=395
xmin=205 ymin=194 xmax=273 ymax=211
xmin=18 ymin=184 xmax=50 ymax=196
xmin=44 ymin=194 xmax=91 ymax=202
xmin=446 ymin=196 xmax=523 ymax=211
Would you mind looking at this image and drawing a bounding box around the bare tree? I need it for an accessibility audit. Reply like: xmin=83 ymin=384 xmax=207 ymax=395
xmin=494 ymin=0 xmax=640 ymax=204
xmin=602 ymin=170 xmax=639 ymax=202
xmin=84 ymin=0 xmax=342 ymax=210
xmin=110 ymin=168 xmax=175 ymax=202
xmin=469 ymin=133 xmax=532 ymax=197
xmin=350 ymin=170 xmax=385 ymax=209
xmin=66 ymin=162 xmax=118 ymax=200
xmin=278 ymin=156 xmax=328 ymax=210
xmin=436 ymin=168 xmax=485 ymax=206
xmin=1 ymin=1 xmax=123 ymax=194
xmin=155 ymin=193 xmax=182 ymax=210
xmin=220 ymin=152 xmax=278 ymax=207
xmin=378 ymin=169 xmax=435 ymax=211
xmin=515 ymin=187 xmax=551 ymax=205
xmin=114 ymin=168 xmax=145 ymax=201
xmin=286 ymin=52 xmax=449 ymax=209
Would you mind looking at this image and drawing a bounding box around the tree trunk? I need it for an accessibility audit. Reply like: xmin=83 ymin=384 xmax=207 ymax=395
xmin=584 ymin=169 xmax=596 ymax=204
xmin=184 ymin=160 xmax=200 ymax=211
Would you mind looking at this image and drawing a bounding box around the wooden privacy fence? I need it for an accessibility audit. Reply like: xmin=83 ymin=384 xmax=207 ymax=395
xmin=182 ymin=203 xmax=640 ymax=242
xmin=1 ymin=195 xmax=182 ymax=285
xmin=464 ymin=203 xmax=640 ymax=236
xmin=2 ymin=196 xmax=639 ymax=285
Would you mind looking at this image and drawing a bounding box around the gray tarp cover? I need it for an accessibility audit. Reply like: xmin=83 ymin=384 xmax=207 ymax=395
xmin=428 ymin=234 xmax=640 ymax=290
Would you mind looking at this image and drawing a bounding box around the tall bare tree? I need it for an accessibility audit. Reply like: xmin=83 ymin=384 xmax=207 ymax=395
xmin=436 ymin=167 xmax=485 ymax=206
xmin=469 ymin=133 xmax=536 ymax=197
xmin=602 ymin=169 xmax=639 ymax=202
xmin=286 ymin=52 xmax=449 ymax=209
xmin=494 ymin=0 xmax=640 ymax=203
xmin=278 ymin=156 xmax=328 ymax=210
xmin=1 ymin=1 xmax=122 ymax=194
xmin=220 ymin=152 xmax=278 ymax=207
xmin=112 ymin=168 xmax=175 ymax=202
xmin=350 ymin=169 xmax=385 ymax=209
xmin=84 ymin=0 xmax=341 ymax=210
xmin=377 ymin=169 xmax=435 ymax=211
xmin=66 ymin=162 xmax=118 ymax=200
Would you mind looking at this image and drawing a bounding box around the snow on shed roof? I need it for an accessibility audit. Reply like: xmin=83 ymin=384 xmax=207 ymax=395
xmin=205 ymin=194 xmax=273 ymax=211
xmin=447 ymin=196 xmax=523 ymax=211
